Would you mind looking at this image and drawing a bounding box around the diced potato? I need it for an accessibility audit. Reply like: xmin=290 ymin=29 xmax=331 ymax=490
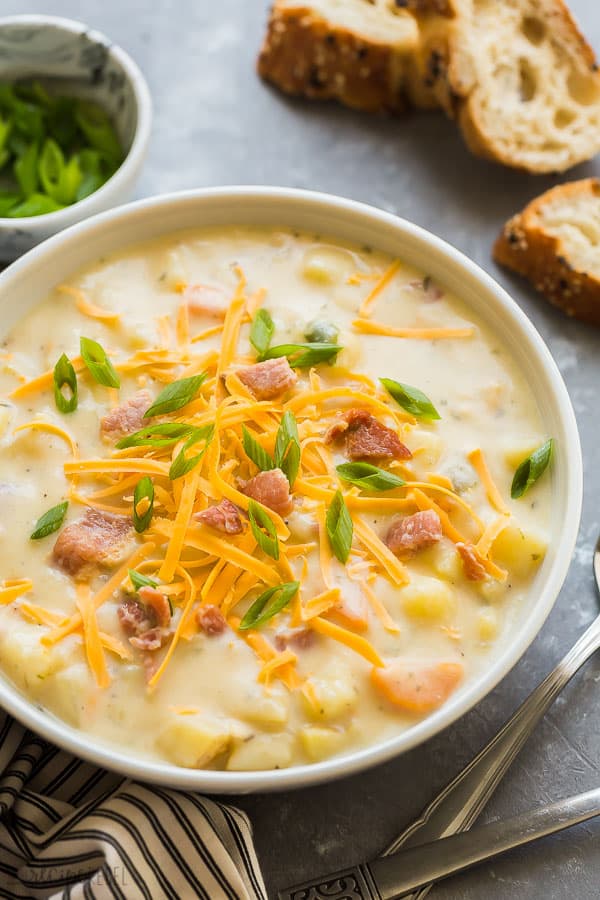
xmin=0 ymin=622 xmax=64 ymax=687
xmin=38 ymin=662 xmax=91 ymax=726
xmin=492 ymin=524 xmax=547 ymax=579
xmin=157 ymin=714 xmax=232 ymax=768
xmin=476 ymin=608 xmax=499 ymax=642
xmin=301 ymin=668 xmax=357 ymax=721
xmin=478 ymin=579 xmax=507 ymax=603
xmin=400 ymin=576 xmax=455 ymax=622
xmin=300 ymin=726 xmax=346 ymax=761
xmin=336 ymin=331 xmax=362 ymax=369
xmin=301 ymin=247 xmax=353 ymax=285
xmin=503 ymin=441 xmax=543 ymax=470
xmin=410 ymin=429 xmax=444 ymax=468
xmin=226 ymin=732 xmax=294 ymax=771
xmin=427 ymin=543 xmax=463 ymax=583
xmin=234 ymin=688 xmax=290 ymax=729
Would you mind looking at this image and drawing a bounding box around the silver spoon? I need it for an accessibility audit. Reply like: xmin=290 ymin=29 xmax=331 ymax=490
xmin=280 ymin=535 xmax=600 ymax=899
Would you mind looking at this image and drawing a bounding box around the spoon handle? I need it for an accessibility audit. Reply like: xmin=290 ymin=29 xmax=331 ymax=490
xmin=382 ymin=612 xmax=600 ymax=898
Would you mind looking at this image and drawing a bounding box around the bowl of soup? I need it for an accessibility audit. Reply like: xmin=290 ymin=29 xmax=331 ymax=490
xmin=0 ymin=187 xmax=582 ymax=792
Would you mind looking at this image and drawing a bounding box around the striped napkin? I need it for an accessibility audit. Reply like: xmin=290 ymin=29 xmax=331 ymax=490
xmin=0 ymin=711 xmax=267 ymax=899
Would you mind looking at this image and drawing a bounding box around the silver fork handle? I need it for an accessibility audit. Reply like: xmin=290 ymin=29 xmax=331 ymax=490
xmin=384 ymin=613 xmax=600 ymax=898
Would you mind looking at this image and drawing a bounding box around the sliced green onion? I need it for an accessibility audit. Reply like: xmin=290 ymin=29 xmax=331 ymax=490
xmin=133 ymin=476 xmax=154 ymax=533
xmin=38 ymin=137 xmax=65 ymax=201
xmin=75 ymin=101 xmax=122 ymax=161
xmin=80 ymin=336 xmax=120 ymax=388
xmin=511 ymin=439 xmax=554 ymax=499
xmin=239 ymin=581 xmax=299 ymax=630
xmin=380 ymin=378 xmax=440 ymax=421
xmin=13 ymin=140 xmax=39 ymax=195
xmin=336 ymin=462 xmax=405 ymax=492
xmin=129 ymin=570 xmax=158 ymax=591
xmin=30 ymin=501 xmax=68 ymax=540
xmin=304 ymin=320 xmax=339 ymax=343
xmin=326 ymin=490 xmax=353 ymax=564
xmin=274 ymin=410 xmax=301 ymax=486
xmin=248 ymin=499 xmax=279 ymax=560
xmin=6 ymin=193 xmax=63 ymax=217
xmin=116 ymin=422 xmax=198 ymax=450
xmin=250 ymin=308 xmax=274 ymax=358
xmin=262 ymin=342 xmax=342 ymax=369
xmin=242 ymin=426 xmax=275 ymax=471
xmin=53 ymin=353 xmax=78 ymax=414
xmin=144 ymin=372 xmax=207 ymax=418
xmin=169 ymin=424 xmax=214 ymax=480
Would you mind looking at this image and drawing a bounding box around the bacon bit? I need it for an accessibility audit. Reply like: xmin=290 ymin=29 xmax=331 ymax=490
xmin=195 ymin=498 xmax=243 ymax=534
xmin=183 ymin=283 xmax=228 ymax=318
xmin=275 ymin=628 xmax=316 ymax=651
xmin=386 ymin=510 xmax=442 ymax=555
xmin=118 ymin=597 xmax=153 ymax=636
xmin=130 ymin=627 xmax=170 ymax=651
xmin=408 ymin=277 xmax=444 ymax=301
xmin=138 ymin=586 xmax=171 ymax=628
xmin=118 ymin=590 xmax=172 ymax=652
xmin=53 ymin=509 xmax=133 ymax=578
xmin=327 ymin=408 xmax=411 ymax=461
xmin=456 ymin=542 xmax=488 ymax=581
xmin=240 ymin=468 xmax=293 ymax=516
xmin=100 ymin=390 xmax=152 ymax=441
xmin=197 ymin=604 xmax=227 ymax=636
xmin=237 ymin=357 xmax=297 ymax=400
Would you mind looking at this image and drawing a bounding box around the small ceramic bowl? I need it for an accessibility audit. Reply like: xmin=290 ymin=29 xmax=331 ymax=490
xmin=0 ymin=15 xmax=152 ymax=261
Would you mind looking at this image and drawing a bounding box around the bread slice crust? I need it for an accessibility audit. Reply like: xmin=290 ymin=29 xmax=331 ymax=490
xmin=257 ymin=3 xmax=417 ymax=113
xmin=494 ymin=178 xmax=600 ymax=326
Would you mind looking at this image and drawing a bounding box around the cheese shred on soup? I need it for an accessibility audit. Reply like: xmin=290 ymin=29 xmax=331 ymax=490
xmin=0 ymin=228 xmax=552 ymax=771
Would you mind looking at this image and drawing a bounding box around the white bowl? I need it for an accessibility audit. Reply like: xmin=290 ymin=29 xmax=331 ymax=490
xmin=0 ymin=15 xmax=152 ymax=261
xmin=0 ymin=187 xmax=582 ymax=793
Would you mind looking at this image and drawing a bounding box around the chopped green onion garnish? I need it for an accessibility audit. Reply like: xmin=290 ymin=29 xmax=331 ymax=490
xmin=242 ymin=426 xmax=275 ymax=472
xmin=169 ymin=424 xmax=214 ymax=480
xmin=511 ymin=439 xmax=554 ymax=499
xmin=380 ymin=378 xmax=440 ymax=421
xmin=248 ymin=499 xmax=279 ymax=560
xmin=144 ymin=372 xmax=207 ymax=418
xmin=116 ymin=423 xmax=198 ymax=450
xmin=274 ymin=410 xmax=301 ymax=486
xmin=262 ymin=342 xmax=342 ymax=369
xmin=80 ymin=336 xmax=120 ymax=388
xmin=250 ymin=308 xmax=275 ymax=358
xmin=326 ymin=490 xmax=353 ymax=564
xmin=336 ymin=462 xmax=405 ymax=492
xmin=129 ymin=570 xmax=158 ymax=592
xmin=30 ymin=501 xmax=68 ymax=540
xmin=53 ymin=353 xmax=77 ymax=414
xmin=133 ymin=476 xmax=154 ymax=533
xmin=239 ymin=581 xmax=299 ymax=630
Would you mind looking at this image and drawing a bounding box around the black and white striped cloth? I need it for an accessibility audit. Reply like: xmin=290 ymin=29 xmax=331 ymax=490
xmin=0 ymin=712 xmax=267 ymax=899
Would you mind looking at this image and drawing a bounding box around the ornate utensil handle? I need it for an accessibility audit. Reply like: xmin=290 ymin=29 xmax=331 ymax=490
xmin=278 ymin=863 xmax=382 ymax=900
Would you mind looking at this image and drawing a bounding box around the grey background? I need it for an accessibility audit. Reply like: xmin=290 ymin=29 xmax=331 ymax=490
xmin=5 ymin=1 xmax=600 ymax=897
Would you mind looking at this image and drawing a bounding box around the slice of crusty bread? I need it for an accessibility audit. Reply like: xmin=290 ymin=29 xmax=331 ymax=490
xmin=257 ymin=0 xmax=419 ymax=113
xmin=434 ymin=0 xmax=600 ymax=173
xmin=258 ymin=0 xmax=600 ymax=173
xmin=494 ymin=178 xmax=600 ymax=325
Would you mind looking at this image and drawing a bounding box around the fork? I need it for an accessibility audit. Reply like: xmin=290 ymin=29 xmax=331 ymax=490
xmin=280 ymin=535 xmax=600 ymax=900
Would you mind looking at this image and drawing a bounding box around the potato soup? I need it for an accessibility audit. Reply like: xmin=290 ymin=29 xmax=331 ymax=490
xmin=0 ymin=227 xmax=553 ymax=771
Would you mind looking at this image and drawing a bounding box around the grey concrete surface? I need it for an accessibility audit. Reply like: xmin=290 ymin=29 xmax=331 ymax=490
xmin=3 ymin=1 xmax=600 ymax=897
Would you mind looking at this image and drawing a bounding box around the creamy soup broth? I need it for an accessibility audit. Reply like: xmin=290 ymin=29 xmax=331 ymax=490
xmin=0 ymin=227 xmax=552 ymax=770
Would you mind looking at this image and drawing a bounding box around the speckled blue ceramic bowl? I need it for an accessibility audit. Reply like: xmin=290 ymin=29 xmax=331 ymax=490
xmin=0 ymin=15 xmax=151 ymax=261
